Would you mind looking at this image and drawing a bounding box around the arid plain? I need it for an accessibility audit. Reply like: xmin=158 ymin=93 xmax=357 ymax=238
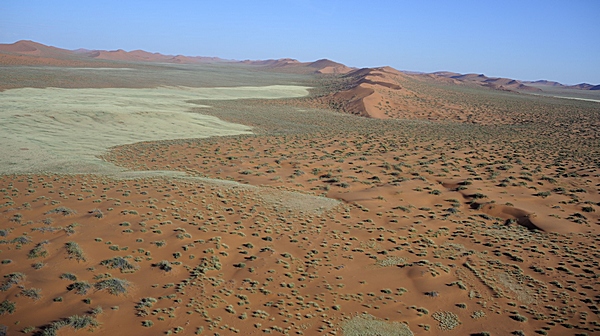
xmin=1 ymin=41 xmax=599 ymax=336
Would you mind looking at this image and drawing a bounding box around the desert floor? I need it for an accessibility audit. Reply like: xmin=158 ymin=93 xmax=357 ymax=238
xmin=1 ymin=63 xmax=599 ymax=336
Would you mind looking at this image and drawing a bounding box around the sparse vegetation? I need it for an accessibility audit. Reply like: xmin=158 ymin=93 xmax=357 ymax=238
xmin=342 ymin=313 xmax=413 ymax=336
xmin=0 ymin=300 xmax=16 ymax=315
xmin=65 ymin=241 xmax=86 ymax=262
xmin=39 ymin=314 xmax=99 ymax=336
xmin=1 ymin=60 xmax=599 ymax=336
xmin=67 ymin=281 xmax=92 ymax=295
xmin=94 ymin=278 xmax=130 ymax=295
xmin=100 ymin=256 xmax=138 ymax=272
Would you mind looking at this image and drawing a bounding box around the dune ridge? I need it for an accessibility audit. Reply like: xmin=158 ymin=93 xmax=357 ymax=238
xmin=0 ymin=40 xmax=225 ymax=66
xmin=0 ymin=44 xmax=599 ymax=336
xmin=241 ymin=58 xmax=354 ymax=74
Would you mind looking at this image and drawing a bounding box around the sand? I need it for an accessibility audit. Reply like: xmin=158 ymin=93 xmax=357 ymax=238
xmin=0 ymin=85 xmax=309 ymax=175
xmin=1 ymin=42 xmax=599 ymax=336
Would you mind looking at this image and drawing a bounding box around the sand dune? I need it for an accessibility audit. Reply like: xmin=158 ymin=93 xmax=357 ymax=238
xmin=426 ymin=72 xmax=542 ymax=92
xmin=242 ymin=58 xmax=354 ymax=74
xmin=311 ymin=66 xmax=478 ymax=121
xmin=1 ymin=41 xmax=599 ymax=336
xmin=0 ymin=40 xmax=225 ymax=66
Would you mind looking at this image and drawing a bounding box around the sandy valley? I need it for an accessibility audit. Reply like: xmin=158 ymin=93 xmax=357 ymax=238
xmin=0 ymin=41 xmax=599 ymax=336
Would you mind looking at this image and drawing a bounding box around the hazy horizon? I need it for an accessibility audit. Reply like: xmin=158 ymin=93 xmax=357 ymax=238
xmin=1 ymin=0 xmax=599 ymax=85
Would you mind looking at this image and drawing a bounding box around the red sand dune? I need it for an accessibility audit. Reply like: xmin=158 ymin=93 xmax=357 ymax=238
xmin=426 ymin=72 xmax=542 ymax=92
xmin=242 ymin=58 xmax=353 ymax=74
xmin=312 ymin=66 xmax=472 ymax=121
xmin=0 ymin=40 xmax=224 ymax=66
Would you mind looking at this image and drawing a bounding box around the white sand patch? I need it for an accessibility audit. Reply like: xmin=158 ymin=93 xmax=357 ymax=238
xmin=528 ymin=92 xmax=600 ymax=103
xmin=35 ymin=67 xmax=137 ymax=71
xmin=549 ymin=95 xmax=600 ymax=103
xmin=0 ymin=85 xmax=310 ymax=174
xmin=171 ymin=176 xmax=341 ymax=214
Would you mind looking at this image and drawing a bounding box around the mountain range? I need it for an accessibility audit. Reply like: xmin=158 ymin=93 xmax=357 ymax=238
xmin=2 ymin=40 xmax=597 ymax=90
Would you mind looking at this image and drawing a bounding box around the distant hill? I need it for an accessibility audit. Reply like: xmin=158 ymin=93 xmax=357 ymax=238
xmin=426 ymin=71 xmax=542 ymax=92
xmin=0 ymin=40 xmax=225 ymax=66
xmin=0 ymin=40 xmax=354 ymax=75
xmin=241 ymin=58 xmax=354 ymax=74
xmin=423 ymin=70 xmax=598 ymax=92
xmin=2 ymin=40 xmax=595 ymax=91
xmin=523 ymin=80 xmax=565 ymax=87
xmin=567 ymin=83 xmax=600 ymax=90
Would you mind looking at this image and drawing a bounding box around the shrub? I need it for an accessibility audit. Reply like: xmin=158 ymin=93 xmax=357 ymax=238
xmin=46 ymin=207 xmax=77 ymax=216
xmin=20 ymin=288 xmax=42 ymax=300
xmin=1 ymin=272 xmax=25 ymax=291
xmin=154 ymin=260 xmax=172 ymax=272
xmin=28 ymin=241 xmax=49 ymax=259
xmin=59 ymin=273 xmax=77 ymax=281
xmin=22 ymin=326 xmax=35 ymax=333
xmin=0 ymin=300 xmax=16 ymax=315
xmin=40 ymin=314 xmax=99 ymax=336
xmin=90 ymin=306 xmax=103 ymax=315
xmin=94 ymin=278 xmax=130 ymax=295
xmin=68 ymin=281 xmax=92 ymax=295
xmin=100 ymin=256 xmax=138 ymax=272
xmin=511 ymin=314 xmax=528 ymax=322
xmin=65 ymin=241 xmax=86 ymax=262
xmin=89 ymin=208 xmax=104 ymax=218
xmin=11 ymin=235 xmax=32 ymax=245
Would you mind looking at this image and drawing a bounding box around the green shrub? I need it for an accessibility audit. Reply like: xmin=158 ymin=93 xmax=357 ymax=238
xmin=94 ymin=278 xmax=130 ymax=295
xmin=154 ymin=260 xmax=172 ymax=272
xmin=45 ymin=207 xmax=77 ymax=216
xmin=100 ymin=256 xmax=138 ymax=272
xmin=68 ymin=281 xmax=91 ymax=295
xmin=20 ymin=288 xmax=42 ymax=300
xmin=65 ymin=241 xmax=86 ymax=262
xmin=511 ymin=314 xmax=528 ymax=322
xmin=0 ymin=300 xmax=16 ymax=315
xmin=1 ymin=272 xmax=25 ymax=291
xmin=28 ymin=241 xmax=49 ymax=259
xmin=59 ymin=273 xmax=77 ymax=281
xmin=40 ymin=314 xmax=99 ymax=336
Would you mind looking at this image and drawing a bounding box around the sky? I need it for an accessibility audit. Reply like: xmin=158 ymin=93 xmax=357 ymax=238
xmin=1 ymin=0 xmax=599 ymax=84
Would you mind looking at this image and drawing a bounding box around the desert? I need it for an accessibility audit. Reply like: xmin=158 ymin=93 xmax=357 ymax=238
xmin=1 ymin=9 xmax=600 ymax=336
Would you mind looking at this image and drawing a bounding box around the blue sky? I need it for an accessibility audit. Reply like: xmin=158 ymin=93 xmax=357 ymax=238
xmin=1 ymin=0 xmax=599 ymax=84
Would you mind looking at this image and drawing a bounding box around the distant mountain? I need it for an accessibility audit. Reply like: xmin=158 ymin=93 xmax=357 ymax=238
xmin=241 ymin=58 xmax=353 ymax=74
xmin=0 ymin=40 xmax=225 ymax=66
xmin=0 ymin=40 xmax=355 ymax=74
xmin=241 ymin=58 xmax=302 ymax=67
xmin=90 ymin=48 xmax=224 ymax=63
xmin=2 ymin=40 xmax=597 ymax=98
xmin=0 ymin=40 xmax=70 ymax=57
xmin=523 ymin=80 xmax=565 ymax=87
xmin=306 ymin=59 xmax=354 ymax=74
xmin=427 ymin=71 xmax=542 ymax=92
xmin=567 ymin=83 xmax=600 ymax=90
xmin=0 ymin=40 xmax=120 ymax=67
